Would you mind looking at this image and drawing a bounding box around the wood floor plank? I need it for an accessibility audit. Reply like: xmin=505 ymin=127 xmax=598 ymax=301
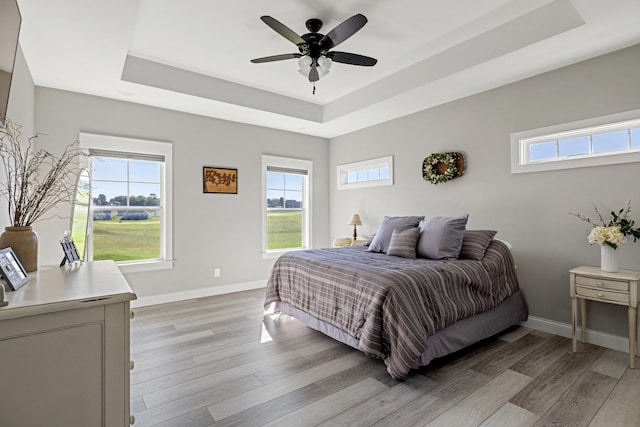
xmin=317 ymin=374 xmax=438 ymax=426
xmin=133 ymin=340 xmax=221 ymax=374
xmin=132 ymin=330 xmax=215 ymax=355
xmin=509 ymin=334 xmax=570 ymax=378
xmin=193 ymin=332 xmax=326 ymax=366
xmin=498 ymin=326 xmax=532 ymax=343
xmin=207 ymin=352 xmax=367 ymax=421
xmin=262 ymin=378 xmax=389 ymax=427
xmin=131 ymin=356 xmax=201 ymax=386
xmin=423 ymin=339 xmax=510 ymax=383
xmin=132 ymin=357 xmax=237 ymax=399
xmin=425 ymin=369 xmax=532 ymax=427
xmin=133 ymin=375 xmax=263 ymax=426
xmin=313 ymin=359 xmax=393 ymax=395
xmin=212 ymin=383 xmax=328 ymax=427
xmin=372 ymin=368 xmax=490 ymax=426
xmin=141 ymin=348 xmax=305 ymax=408
xmin=470 ymin=333 xmax=546 ymax=378
xmin=590 ymin=348 xmax=629 ymax=379
xmin=479 ymin=402 xmax=538 ymax=427
xmin=534 ymin=370 xmax=616 ymax=426
xmin=509 ymin=344 xmax=605 ymax=416
xmin=607 ymin=367 xmax=640 ymax=407
xmin=588 ymin=399 xmax=640 ymax=427
xmin=150 ymin=407 xmax=215 ymax=427
xmin=253 ymin=343 xmax=355 ymax=384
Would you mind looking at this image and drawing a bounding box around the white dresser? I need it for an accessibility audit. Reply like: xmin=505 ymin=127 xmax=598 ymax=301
xmin=0 ymin=261 xmax=136 ymax=427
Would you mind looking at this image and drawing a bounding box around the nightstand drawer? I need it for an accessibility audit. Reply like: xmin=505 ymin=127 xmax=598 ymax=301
xmin=575 ymin=275 xmax=629 ymax=292
xmin=575 ymin=286 xmax=629 ymax=304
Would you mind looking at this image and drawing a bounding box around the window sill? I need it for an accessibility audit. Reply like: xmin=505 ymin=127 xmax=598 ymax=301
xmin=117 ymin=259 xmax=174 ymax=274
xmin=262 ymin=248 xmax=307 ymax=260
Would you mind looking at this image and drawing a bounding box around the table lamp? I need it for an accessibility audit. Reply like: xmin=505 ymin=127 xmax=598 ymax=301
xmin=348 ymin=214 xmax=362 ymax=242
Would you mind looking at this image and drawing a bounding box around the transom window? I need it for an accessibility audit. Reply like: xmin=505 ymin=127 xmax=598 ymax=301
xmin=337 ymin=155 xmax=393 ymax=190
xmin=512 ymin=110 xmax=640 ymax=174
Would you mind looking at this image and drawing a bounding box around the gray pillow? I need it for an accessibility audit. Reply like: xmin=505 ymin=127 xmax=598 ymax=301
xmin=459 ymin=230 xmax=497 ymax=260
xmin=416 ymin=214 xmax=468 ymax=259
xmin=386 ymin=227 xmax=420 ymax=259
xmin=368 ymin=216 xmax=424 ymax=253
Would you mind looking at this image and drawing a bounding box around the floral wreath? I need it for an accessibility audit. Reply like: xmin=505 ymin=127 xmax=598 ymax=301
xmin=423 ymin=153 xmax=458 ymax=184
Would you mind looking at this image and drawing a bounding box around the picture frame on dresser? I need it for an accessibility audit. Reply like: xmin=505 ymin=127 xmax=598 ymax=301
xmin=59 ymin=238 xmax=82 ymax=266
xmin=0 ymin=247 xmax=30 ymax=291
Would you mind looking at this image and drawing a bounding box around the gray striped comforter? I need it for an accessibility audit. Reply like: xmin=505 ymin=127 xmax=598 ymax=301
xmin=264 ymin=240 xmax=520 ymax=379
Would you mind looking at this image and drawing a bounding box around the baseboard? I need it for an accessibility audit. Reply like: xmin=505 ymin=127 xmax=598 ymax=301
xmin=131 ymin=280 xmax=266 ymax=308
xmin=522 ymin=315 xmax=630 ymax=353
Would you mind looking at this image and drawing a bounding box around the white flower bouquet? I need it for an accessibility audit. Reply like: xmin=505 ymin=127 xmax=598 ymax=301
xmin=587 ymin=226 xmax=625 ymax=246
xmin=571 ymin=201 xmax=640 ymax=250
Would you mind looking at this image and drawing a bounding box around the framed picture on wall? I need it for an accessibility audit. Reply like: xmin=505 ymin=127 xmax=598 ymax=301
xmin=0 ymin=247 xmax=30 ymax=291
xmin=203 ymin=166 xmax=238 ymax=194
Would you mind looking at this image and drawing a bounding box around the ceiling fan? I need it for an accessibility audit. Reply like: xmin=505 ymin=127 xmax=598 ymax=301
xmin=250 ymin=14 xmax=377 ymax=86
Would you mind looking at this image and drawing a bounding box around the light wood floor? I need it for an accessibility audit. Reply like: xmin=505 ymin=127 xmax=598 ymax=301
xmin=130 ymin=289 xmax=640 ymax=427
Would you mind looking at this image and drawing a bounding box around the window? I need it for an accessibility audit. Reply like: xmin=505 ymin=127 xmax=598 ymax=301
xmin=337 ymin=155 xmax=393 ymax=190
xmin=262 ymin=155 xmax=312 ymax=256
xmin=79 ymin=133 xmax=173 ymax=273
xmin=511 ymin=110 xmax=640 ymax=174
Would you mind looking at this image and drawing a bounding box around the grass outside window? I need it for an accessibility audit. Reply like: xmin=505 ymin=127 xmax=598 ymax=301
xmin=267 ymin=210 xmax=302 ymax=250
xmin=92 ymin=215 xmax=160 ymax=261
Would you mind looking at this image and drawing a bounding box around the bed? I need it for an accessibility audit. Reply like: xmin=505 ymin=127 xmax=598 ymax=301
xmin=264 ymin=230 xmax=527 ymax=380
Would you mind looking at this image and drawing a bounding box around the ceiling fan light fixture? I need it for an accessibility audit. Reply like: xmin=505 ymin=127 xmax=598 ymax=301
xmin=298 ymin=56 xmax=312 ymax=68
xmin=297 ymin=56 xmax=332 ymax=80
xmin=298 ymin=67 xmax=310 ymax=78
xmin=317 ymin=56 xmax=332 ymax=71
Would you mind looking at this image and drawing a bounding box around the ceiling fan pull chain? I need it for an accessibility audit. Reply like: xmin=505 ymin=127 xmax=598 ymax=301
xmin=313 ymin=83 xmax=316 ymax=95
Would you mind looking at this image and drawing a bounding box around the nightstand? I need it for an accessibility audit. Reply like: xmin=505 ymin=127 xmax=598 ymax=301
xmin=569 ymin=265 xmax=640 ymax=368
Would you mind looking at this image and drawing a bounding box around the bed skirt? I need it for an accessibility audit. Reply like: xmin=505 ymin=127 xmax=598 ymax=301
xmin=271 ymin=289 xmax=528 ymax=372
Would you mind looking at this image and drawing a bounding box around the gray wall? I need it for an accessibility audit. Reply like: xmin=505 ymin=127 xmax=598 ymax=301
xmin=33 ymin=88 xmax=329 ymax=298
xmin=3 ymin=46 xmax=35 ymax=227
xmin=330 ymin=44 xmax=640 ymax=339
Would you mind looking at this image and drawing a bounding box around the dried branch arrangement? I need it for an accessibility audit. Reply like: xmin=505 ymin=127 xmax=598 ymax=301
xmin=0 ymin=118 xmax=84 ymax=227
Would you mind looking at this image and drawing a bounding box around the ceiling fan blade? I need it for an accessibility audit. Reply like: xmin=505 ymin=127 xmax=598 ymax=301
xmin=319 ymin=14 xmax=368 ymax=49
xmin=327 ymin=51 xmax=377 ymax=66
xmin=251 ymin=53 xmax=302 ymax=63
xmin=309 ymin=63 xmax=320 ymax=82
xmin=260 ymin=16 xmax=307 ymax=47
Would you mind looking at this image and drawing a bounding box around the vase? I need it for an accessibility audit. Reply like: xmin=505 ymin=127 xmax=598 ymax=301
xmin=0 ymin=226 xmax=38 ymax=272
xmin=600 ymin=244 xmax=618 ymax=273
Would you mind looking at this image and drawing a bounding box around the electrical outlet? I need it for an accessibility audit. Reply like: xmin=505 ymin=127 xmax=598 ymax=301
xmin=214 ymin=268 xmax=220 ymax=277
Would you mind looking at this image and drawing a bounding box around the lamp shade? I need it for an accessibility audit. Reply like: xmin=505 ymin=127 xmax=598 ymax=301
xmin=348 ymin=214 xmax=362 ymax=226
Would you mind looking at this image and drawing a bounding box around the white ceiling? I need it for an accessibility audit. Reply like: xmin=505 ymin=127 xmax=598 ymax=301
xmin=15 ymin=0 xmax=640 ymax=138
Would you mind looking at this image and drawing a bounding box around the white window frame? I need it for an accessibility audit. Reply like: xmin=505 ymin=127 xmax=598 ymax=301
xmin=79 ymin=133 xmax=173 ymax=273
xmin=511 ymin=109 xmax=640 ymax=174
xmin=262 ymin=155 xmax=312 ymax=259
xmin=337 ymin=155 xmax=393 ymax=190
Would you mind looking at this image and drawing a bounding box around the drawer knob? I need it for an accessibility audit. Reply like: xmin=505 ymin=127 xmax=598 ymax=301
xmin=130 ymin=310 xmax=135 ymax=320
xmin=130 ymin=415 xmax=135 ymax=425
xmin=597 ymin=292 xmax=604 ymax=297
xmin=596 ymin=282 xmax=603 ymax=287
xmin=130 ymin=360 xmax=135 ymax=370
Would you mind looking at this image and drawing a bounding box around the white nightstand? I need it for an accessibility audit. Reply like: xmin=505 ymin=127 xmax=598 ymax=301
xmin=569 ymin=265 xmax=640 ymax=368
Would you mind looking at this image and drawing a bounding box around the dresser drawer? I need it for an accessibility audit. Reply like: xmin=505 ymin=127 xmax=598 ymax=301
xmin=575 ymin=285 xmax=629 ymax=304
xmin=575 ymin=275 xmax=629 ymax=292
